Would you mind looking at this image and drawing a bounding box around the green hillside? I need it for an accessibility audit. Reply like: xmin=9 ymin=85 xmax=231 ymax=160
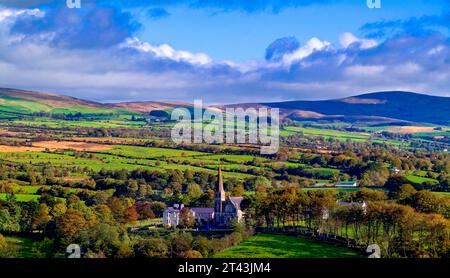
xmin=0 ymin=88 xmax=136 ymax=118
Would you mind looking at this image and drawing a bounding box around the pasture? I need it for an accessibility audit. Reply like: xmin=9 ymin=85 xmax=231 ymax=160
xmin=281 ymin=126 xmax=371 ymax=141
xmin=406 ymin=175 xmax=439 ymax=184
xmin=213 ymin=234 xmax=363 ymax=258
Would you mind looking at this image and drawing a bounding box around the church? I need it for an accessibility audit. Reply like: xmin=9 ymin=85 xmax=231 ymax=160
xmin=163 ymin=166 xmax=244 ymax=228
xmin=213 ymin=167 xmax=244 ymax=227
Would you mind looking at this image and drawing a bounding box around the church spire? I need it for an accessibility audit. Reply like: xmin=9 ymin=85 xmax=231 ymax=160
xmin=217 ymin=165 xmax=224 ymax=193
xmin=214 ymin=164 xmax=226 ymax=218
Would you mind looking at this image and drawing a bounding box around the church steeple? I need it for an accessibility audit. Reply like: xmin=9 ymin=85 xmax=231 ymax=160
xmin=214 ymin=164 xmax=226 ymax=217
xmin=216 ymin=165 xmax=224 ymax=193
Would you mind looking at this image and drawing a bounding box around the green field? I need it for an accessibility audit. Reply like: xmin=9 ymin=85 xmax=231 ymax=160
xmin=406 ymin=175 xmax=439 ymax=184
xmin=302 ymin=187 xmax=360 ymax=192
xmin=214 ymin=234 xmax=363 ymax=258
xmin=281 ymin=126 xmax=371 ymax=141
xmin=433 ymin=192 xmax=450 ymax=198
xmin=4 ymin=236 xmax=36 ymax=258
xmin=0 ymin=193 xmax=41 ymax=202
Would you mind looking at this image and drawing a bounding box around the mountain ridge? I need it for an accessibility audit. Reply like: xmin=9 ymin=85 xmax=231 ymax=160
xmin=0 ymin=88 xmax=449 ymax=124
xmin=260 ymin=91 xmax=450 ymax=125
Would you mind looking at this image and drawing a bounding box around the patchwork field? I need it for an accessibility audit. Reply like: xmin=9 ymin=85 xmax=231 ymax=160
xmin=32 ymin=141 xmax=112 ymax=151
xmin=281 ymin=126 xmax=371 ymax=141
xmin=406 ymin=175 xmax=439 ymax=184
xmin=389 ymin=126 xmax=436 ymax=134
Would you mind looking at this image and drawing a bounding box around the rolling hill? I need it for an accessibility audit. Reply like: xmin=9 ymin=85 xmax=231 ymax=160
xmin=0 ymin=88 xmax=188 ymax=117
xmin=261 ymin=91 xmax=450 ymax=125
xmin=0 ymin=88 xmax=449 ymax=125
xmin=0 ymin=88 xmax=122 ymax=116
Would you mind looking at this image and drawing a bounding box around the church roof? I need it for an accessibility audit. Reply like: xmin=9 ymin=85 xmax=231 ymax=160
xmin=229 ymin=197 xmax=244 ymax=210
xmin=191 ymin=207 xmax=214 ymax=214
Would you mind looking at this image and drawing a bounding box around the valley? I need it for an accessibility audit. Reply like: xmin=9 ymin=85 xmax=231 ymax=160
xmin=0 ymin=88 xmax=449 ymax=259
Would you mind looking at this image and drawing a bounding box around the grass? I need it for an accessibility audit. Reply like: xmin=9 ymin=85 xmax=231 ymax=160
xmin=0 ymin=147 xmax=256 ymax=180
xmin=433 ymin=192 xmax=450 ymax=198
xmin=103 ymin=145 xmax=206 ymax=159
xmin=282 ymin=126 xmax=370 ymax=142
xmin=0 ymin=193 xmax=41 ymax=202
xmin=4 ymin=236 xmax=36 ymax=258
xmin=13 ymin=118 xmax=144 ymax=129
xmin=406 ymin=175 xmax=439 ymax=184
xmin=301 ymin=187 xmax=361 ymax=192
xmin=213 ymin=234 xmax=363 ymax=258
xmin=13 ymin=185 xmax=42 ymax=194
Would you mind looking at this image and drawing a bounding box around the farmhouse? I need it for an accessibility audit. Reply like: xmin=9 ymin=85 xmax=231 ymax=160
xmin=322 ymin=201 xmax=367 ymax=220
xmin=339 ymin=201 xmax=367 ymax=213
xmin=163 ymin=204 xmax=183 ymax=227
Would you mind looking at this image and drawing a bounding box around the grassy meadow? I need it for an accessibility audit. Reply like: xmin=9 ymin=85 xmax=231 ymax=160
xmin=214 ymin=234 xmax=363 ymax=258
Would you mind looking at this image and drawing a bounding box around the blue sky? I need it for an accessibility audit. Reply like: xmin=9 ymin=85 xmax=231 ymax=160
xmin=0 ymin=0 xmax=449 ymax=103
xmin=136 ymin=1 xmax=446 ymax=60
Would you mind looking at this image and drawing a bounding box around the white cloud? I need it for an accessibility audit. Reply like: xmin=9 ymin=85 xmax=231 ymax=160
xmin=123 ymin=37 xmax=212 ymax=66
xmin=427 ymin=45 xmax=445 ymax=55
xmin=339 ymin=32 xmax=378 ymax=49
xmin=0 ymin=8 xmax=43 ymax=22
xmin=345 ymin=65 xmax=385 ymax=77
xmin=281 ymin=37 xmax=331 ymax=66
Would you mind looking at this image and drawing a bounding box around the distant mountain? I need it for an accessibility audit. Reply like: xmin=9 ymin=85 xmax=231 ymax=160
xmin=261 ymin=91 xmax=450 ymax=125
xmin=1 ymin=88 xmax=449 ymax=125
xmin=0 ymin=88 xmax=190 ymax=116
xmin=114 ymin=101 xmax=192 ymax=113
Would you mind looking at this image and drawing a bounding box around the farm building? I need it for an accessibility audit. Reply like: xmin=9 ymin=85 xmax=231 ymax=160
xmin=322 ymin=201 xmax=367 ymax=220
xmin=335 ymin=181 xmax=358 ymax=187
xmin=339 ymin=201 xmax=367 ymax=213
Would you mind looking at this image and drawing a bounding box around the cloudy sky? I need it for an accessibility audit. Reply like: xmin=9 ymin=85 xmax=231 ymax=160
xmin=0 ymin=0 xmax=449 ymax=103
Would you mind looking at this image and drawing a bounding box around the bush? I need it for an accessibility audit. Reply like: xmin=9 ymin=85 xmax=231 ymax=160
xmin=0 ymin=234 xmax=18 ymax=258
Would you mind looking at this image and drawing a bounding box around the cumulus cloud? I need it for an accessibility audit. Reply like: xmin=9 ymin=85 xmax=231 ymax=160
xmin=280 ymin=37 xmax=331 ymax=66
xmin=124 ymin=38 xmax=212 ymax=66
xmin=10 ymin=4 xmax=140 ymax=49
xmin=339 ymin=32 xmax=378 ymax=49
xmin=360 ymin=12 xmax=450 ymax=38
xmin=265 ymin=36 xmax=299 ymax=61
xmin=0 ymin=7 xmax=43 ymax=22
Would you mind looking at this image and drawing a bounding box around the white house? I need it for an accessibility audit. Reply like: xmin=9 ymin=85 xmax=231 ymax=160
xmin=339 ymin=201 xmax=367 ymax=213
xmin=163 ymin=204 xmax=184 ymax=227
xmin=322 ymin=201 xmax=367 ymax=220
